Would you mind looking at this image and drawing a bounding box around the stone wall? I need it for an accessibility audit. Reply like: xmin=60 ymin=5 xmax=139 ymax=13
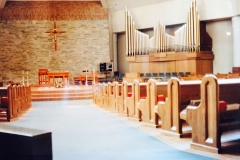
xmin=0 ymin=1 xmax=110 ymax=85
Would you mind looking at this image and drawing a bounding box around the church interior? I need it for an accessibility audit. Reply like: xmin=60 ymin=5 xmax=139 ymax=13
xmin=0 ymin=0 xmax=240 ymax=159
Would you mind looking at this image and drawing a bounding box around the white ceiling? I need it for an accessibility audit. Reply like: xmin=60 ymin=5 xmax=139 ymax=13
xmin=104 ymin=0 xmax=171 ymax=11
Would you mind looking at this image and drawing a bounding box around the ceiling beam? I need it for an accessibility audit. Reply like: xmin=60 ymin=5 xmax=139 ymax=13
xmin=0 ymin=0 xmax=6 ymax=8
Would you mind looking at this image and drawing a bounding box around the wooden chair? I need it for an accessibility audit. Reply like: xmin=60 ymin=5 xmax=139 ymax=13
xmin=38 ymin=69 xmax=48 ymax=85
xmin=140 ymin=73 xmax=145 ymax=77
xmin=179 ymin=72 xmax=185 ymax=77
xmin=172 ymin=72 xmax=178 ymax=78
xmin=74 ymin=76 xmax=81 ymax=85
xmin=118 ymin=73 xmax=125 ymax=82
xmin=227 ymin=72 xmax=240 ymax=78
xmin=215 ymin=73 xmax=227 ymax=79
xmin=152 ymin=73 xmax=158 ymax=78
xmin=159 ymin=72 xmax=165 ymax=81
xmin=185 ymin=72 xmax=191 ymax=76
xmin=165 ymin=72 xmax=171 ymax=82
xmin=79 ymin=74 xmax=86 ymax=85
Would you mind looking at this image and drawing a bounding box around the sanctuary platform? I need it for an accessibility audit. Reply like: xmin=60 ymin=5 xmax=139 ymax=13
xmin=31 ymin=85 xmax=93 ymax=101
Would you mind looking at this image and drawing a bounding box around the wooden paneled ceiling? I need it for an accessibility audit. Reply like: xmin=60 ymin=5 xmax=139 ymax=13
xmin=1 ymin=0 xmax=172 ymax=10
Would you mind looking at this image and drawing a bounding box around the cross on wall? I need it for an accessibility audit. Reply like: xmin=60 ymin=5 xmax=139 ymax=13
xmin=45 ymin=21 xmax=66 ymax=51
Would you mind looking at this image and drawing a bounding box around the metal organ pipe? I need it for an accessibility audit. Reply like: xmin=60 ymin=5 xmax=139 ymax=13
xmin=125 ymin=0 xmax=200 ymax=55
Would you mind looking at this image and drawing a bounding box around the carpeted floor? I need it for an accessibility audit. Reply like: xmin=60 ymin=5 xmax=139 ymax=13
xmin=6 ymin=100 xmax=217 ymax=160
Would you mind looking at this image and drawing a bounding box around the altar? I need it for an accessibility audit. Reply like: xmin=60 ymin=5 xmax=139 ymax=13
xmin=47 ymin=71 xmax=70 ymax=87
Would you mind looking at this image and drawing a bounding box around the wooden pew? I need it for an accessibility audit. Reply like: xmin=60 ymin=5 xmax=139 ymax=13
xmin=215 ymin=73 xmax=227 ymax=79
xmin=186 ymin=75 xmax=240 ymax=153
xmin=92 ymin=83 xmax=99 ymax=104
xmin=10 ymin=85 xmax=19 ymax=115
xmin=112 ymin=81 xmax=123 ymax=113
xmin=155 ymin=78 xmax=201 ymax=137
xmin=102 ymin=82 xmax=111 ymax=109
xmin=26 ymin=85 xmax=32 ymax=109
xmin=0 ymin=85 xmax=19 ymax=121
xmin=17 ymin=85 xmax=25 ymax=113
xmin=97 ymin=83 xmax=104 ymax=107
xmin=115 ymin=82 xmax=123 ymax=113
xmin=125 ymin=80 xmax=147 ymax=120
xmin=21 ymin=85 xmax=28 ymax=111
xmin=137 ymin=79 xmax=168 ymax=127
xmin=100 ymin=83 xmax=107 ymax=108
xmin=117 ymin=81 xmax=130 ymax=116
xmin=227 ymin=72 xmax=240 ymax=78
xmin=21 ymin=85 xmax=27 ymax=111
xmin=109 ymin=82 xmax=118 ymax=112
xmin=0 ymin=85 xmax=32 ymax=122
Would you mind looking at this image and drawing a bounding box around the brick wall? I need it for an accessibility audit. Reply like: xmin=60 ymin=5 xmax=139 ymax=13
xmin=0 ymin=1 xmax=110 ymax=85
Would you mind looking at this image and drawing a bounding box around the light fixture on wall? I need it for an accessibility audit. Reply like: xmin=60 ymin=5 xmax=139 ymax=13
xmin=226 ymin=32 xmax=231 ymax=36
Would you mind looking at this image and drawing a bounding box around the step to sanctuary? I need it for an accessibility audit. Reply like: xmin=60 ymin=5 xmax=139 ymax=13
xmin=31 ymin=85 xmax=93 ymax=101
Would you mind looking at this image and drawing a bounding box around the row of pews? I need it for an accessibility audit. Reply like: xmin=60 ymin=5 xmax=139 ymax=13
xmin=0 ymin=85 xmax=32 ymax=122
xmin=92 ymin=74 xmax=240 ymax=153
xmin=180 ymin=72 xmax=240 ymax=81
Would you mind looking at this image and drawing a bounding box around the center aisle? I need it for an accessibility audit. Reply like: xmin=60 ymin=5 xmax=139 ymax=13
xmin=8 ymin=100 xmax=216 ymax=160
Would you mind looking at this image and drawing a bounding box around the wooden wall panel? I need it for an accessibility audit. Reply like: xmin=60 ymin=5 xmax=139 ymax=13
xmin=129 ymin=63 xmax=149 ymax=73
xmin=0 ymin=1 xmax=108 ymax=21
xmin=129 ymin=59 xmax=213 ymax=76
xmin=196 ymin=60 xmax=213 ymax=75
xmin=175 ymin=60 xmax=188 ymax=73
xmin=149 ymin=62 xmax=175 ymax=73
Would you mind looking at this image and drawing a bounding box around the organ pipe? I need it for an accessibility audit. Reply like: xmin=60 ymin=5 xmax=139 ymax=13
xmin=125 ymin=0 xmax=200 ymax=55
xmin=125 ymin=7 xmax=128 ymax=55
xmin=125 ymin=8 xmax=150 ymax=56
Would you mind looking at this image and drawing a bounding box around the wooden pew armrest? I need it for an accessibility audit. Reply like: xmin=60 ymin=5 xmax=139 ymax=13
xmin=154 ymin=105 xmax=158 ymax=113
xmin=180 ymin=109 xmax=186 ymax=121
xmin=156 ymin=101 xmax=166 ymax=115
xmin=137 ymin=99 xmax=146 ymax=110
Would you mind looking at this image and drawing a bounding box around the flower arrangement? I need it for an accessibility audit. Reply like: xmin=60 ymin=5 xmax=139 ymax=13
xmin=54 ymin=78 xmax=64 ymax=88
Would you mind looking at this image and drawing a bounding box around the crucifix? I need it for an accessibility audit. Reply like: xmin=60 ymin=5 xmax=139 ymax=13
xmin=45 ymin=21 xmax=66 ymax=51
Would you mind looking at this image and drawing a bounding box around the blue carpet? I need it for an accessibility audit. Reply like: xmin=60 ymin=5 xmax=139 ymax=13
xmin=8 ymin=100 xmax=217 ymax=160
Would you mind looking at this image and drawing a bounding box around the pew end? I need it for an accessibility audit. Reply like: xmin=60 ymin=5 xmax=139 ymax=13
xmin=186 ymin=75 xmax=240 ymax=153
